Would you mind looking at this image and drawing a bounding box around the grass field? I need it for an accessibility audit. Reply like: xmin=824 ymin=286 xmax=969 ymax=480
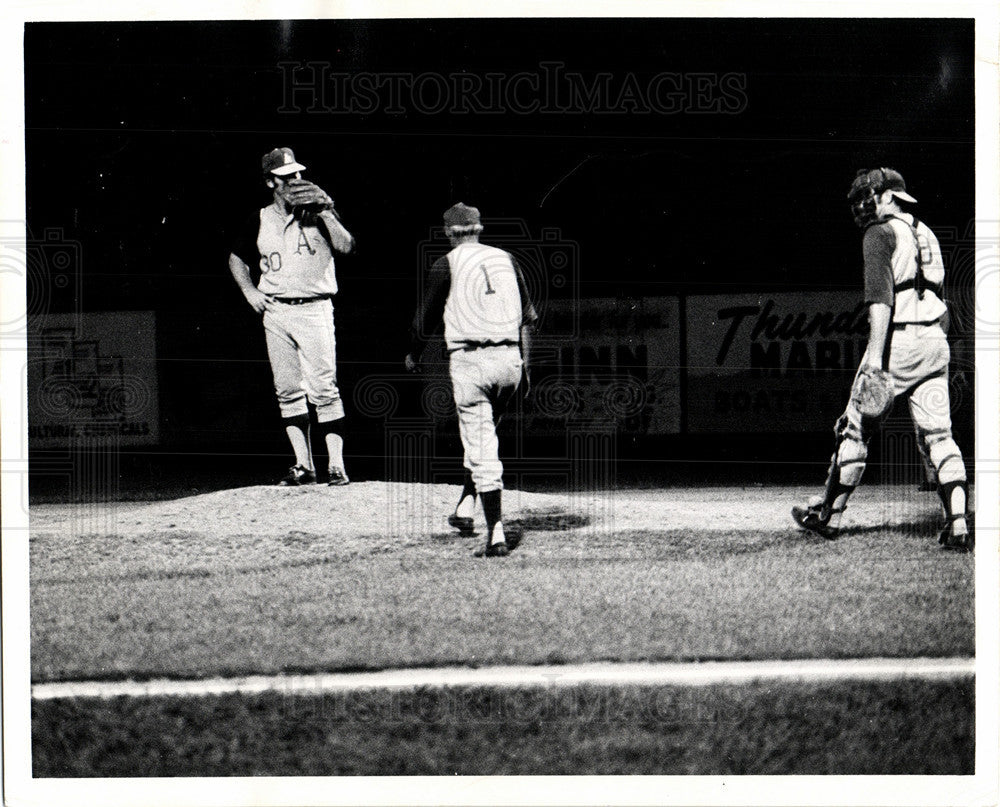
xmin=28 ymin=481 xmax=976 ymax=775
xmin=32 ymin=680 xmax=973 ymax=776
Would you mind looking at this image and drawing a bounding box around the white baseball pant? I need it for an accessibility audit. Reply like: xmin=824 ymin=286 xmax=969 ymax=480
xmin=449 ymin=345 xmax=523 ymax=493
xmin=263 ymin=298 xmax=345 ymax=422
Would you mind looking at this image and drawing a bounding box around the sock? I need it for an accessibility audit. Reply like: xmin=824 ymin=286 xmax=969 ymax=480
xmin=490 ymin=522 xmax=506 ymax=546
xmin=318 ymin=417 xmax=346 ymax=471
xmin=480 ymin=489 xmax=503 ymax=544
xmin=827 ymin=485 xmax=854 ymax=529
xmin=283 ymin=414 xmax=312 ymax=470
xmin=455 ymin=470 xmax=477 ymax=518
xmin=325 ymin=433 xmax=344 ymax=470
xmin=938 ymin=481 xmax=968 ymax=535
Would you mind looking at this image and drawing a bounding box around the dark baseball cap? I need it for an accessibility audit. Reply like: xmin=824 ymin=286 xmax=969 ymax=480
xmin=262 ymin=147 xmax=307 ymax=176
xmin=849 ymin=168 xmax=918 ymax=203
xmin=443 ymin=202 xmax=481 ymax=227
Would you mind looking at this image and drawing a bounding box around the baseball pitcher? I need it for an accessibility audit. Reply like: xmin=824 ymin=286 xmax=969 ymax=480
xmin=229 ymin=147 xmax=354 ymax=486
xmin=405 ymin=203 xmax=538 ymax=557
xmin=792 ymin=168 xmax=971 ymax=550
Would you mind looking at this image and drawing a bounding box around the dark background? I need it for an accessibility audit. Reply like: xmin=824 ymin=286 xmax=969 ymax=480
xmin=24 ymin=18 xmax=976 ymax=492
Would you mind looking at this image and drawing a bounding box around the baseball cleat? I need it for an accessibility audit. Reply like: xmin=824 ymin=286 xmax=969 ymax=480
xmin=327 ymin=466 xmax=350 ymax=486
xmin=474 ymin=524 xmax=516 ymax=558
xmin=791 ymin=504 xmax=839 ymax=539
xmin=279 ymin=465 xmax=316 ymax=486
xmin=474 ymin=541 xmax=509 ymax=558
xmin=938 ymin=519 xmax=973 ymax=552
xmin=448 ymin=513 xmax=475 ymax=533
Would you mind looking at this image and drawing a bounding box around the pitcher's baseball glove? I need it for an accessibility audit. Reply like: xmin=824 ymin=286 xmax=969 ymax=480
xmin=851 ymin=366 xmax=894 ymax=419
xmin=285 ymin=178 xmax=335 ymax=225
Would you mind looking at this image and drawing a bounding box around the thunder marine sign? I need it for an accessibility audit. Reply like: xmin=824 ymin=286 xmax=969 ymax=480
xmin=685 ymin=292 xmax=871 ymax=433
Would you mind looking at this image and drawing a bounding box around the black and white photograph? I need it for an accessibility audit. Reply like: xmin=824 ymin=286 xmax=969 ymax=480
xmin=1 ymin=2 xmax=998 ymax=805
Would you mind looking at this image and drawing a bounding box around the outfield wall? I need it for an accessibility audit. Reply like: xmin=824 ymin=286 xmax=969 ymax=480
xmin=24 ymin=291 xmax=974 ymax=456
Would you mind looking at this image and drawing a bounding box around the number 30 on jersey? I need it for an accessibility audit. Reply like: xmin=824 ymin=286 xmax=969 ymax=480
xmin=260 ymin=252 xmax=282 ymax=273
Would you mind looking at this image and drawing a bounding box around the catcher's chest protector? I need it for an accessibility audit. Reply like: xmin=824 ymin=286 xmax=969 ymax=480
xmin=886 ymin=216 xmax=947 ymax=324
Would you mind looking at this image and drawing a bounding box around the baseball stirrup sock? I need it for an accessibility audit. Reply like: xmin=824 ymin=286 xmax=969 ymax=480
xmin=937 ymin=480 xmax=969 ymax=534
xmin=283 ymin=414 xmax=313 ymax=470
xmin=317 ymin=417 xmax=346 ymax=469
xmin=316 ymin=417 xmax=346 ymax=437
xmin=820 ymin=457 xmax=854 ymax=528
xmin=455 ymin=470 xmax=477 ymax=518
xmin=480 ymin=489 xmax=503 ymax=542
xmin=827 ymin=485 xmax=853 ymax=528
xmin=325 ymin=434 xmax=344 ymax=470
xmin=283 ymin=413 xmax=310 ymax=431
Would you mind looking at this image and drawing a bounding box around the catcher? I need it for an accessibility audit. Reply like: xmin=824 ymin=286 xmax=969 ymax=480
xmin=229 ymin=147 xmax=354 ymax=486
xmin=792 ymin=168 xmax=971 ymax=550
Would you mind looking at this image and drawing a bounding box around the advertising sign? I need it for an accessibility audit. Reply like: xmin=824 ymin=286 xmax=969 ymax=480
xmin=527 ymin=297 xmax=682 ymax=434
xmin=27 ymin=312 xmax=160 ymax=446
xmin=685 ymin=293 xmax=869 ymax=432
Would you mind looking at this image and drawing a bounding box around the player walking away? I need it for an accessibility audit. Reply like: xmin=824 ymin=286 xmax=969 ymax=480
xmin=792 ymin=168 xmax=971 ymax=551
xmin=228 ymin=147 xmax=355 ymax=487
xmin=405 ymin=203 xmax=538 ymax=557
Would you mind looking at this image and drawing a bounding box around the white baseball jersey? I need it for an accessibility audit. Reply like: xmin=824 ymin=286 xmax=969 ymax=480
xmin=233 ymin=203 xmax=339 ymax=298
xmin=231 ymin=202 xmax=346 ymax=423
xmin=409 ymin=243 xmax=537 ymax=355
xmin=442 ymin=242 xmax=527 ymax=351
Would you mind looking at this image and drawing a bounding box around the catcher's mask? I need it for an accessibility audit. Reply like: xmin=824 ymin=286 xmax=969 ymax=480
xmin=847 ymin=167 xmax=918 ymax=228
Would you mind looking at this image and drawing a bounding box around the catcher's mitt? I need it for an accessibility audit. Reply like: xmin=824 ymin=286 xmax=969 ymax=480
xmin=284 ymin=178 xmax=334 ymax=226
xmin=851 ymin=366 xmax=894 ymax=419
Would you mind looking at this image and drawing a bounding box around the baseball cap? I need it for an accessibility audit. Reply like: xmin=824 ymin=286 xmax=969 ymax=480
xmin=849 ymin=167 xmax=918 ymax=204
xmin=262 ymin=147 xmax=307 ymax=176
xmin=443 ymin=202 xmax=481 ymax=228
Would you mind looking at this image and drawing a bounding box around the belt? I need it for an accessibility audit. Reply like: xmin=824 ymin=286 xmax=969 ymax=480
xmin=271 ymin=295 xmax=331 ymax=306
xmin=450 ymin=340 xmax=519 ymax=353
xmin=892 ymin=319 xmax=941 ymax=330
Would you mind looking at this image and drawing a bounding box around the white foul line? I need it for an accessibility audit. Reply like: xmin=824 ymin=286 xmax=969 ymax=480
xmin=31 ymin=657 xmax=975 ymax=700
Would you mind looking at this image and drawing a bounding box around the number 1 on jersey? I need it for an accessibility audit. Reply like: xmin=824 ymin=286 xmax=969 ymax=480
xmin=480 ymin=264 xmax=496 ymax=295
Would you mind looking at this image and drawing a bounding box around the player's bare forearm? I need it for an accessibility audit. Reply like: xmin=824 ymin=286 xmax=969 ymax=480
xmin=519 ymin=323 xmax=534 ymax=370
xmin=320 ymin=211 xmax=355 ymax=254
xmin=864 ymin=302 xmax=891 ymax=369
xmin=229 ymin=254 xmax=268 ymax=314
xmin=228 ymin=253 xmax=256 ymax=294
xmin=519 ymin=323 xmax=534 ymax=397
xmin=407 ymin=259 xmax=450 ymax=359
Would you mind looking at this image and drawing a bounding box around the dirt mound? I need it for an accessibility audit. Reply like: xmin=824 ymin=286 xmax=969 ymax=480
xmin=28 ymin=482 xmax=952 ymax=540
